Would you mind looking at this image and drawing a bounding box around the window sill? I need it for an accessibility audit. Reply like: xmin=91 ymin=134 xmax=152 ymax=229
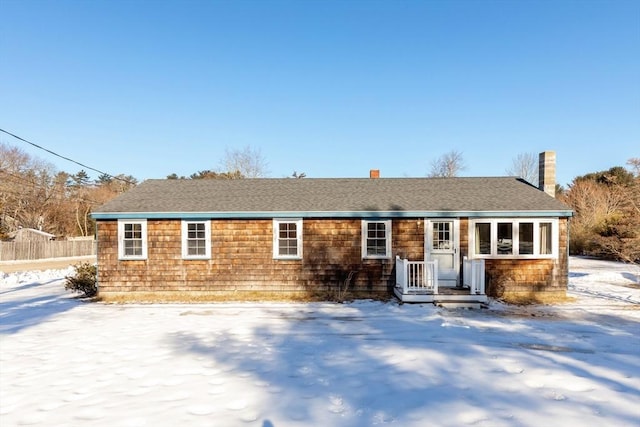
xmin=471 ymin=254 xmax=557 ymax=260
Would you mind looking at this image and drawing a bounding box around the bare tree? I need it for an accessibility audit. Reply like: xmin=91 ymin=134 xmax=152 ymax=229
xmin=627 ymin=157 xmax=640 ymax=177
xmin=560 ymin=169 xmax=638 ymax=262
xmin=428 ymin=150 xmax=465 ymax=177
xmin=0 ymin=143 xmax=58 ymax=233
xmin=220 ymin=146 xmax=269 ymax=178
xmin=506 ymin=152 xmax=538 ymax=185
xmin=0 ymin=142 xmax=31 ymax=172
xmin=593 ymin=175 xmax=640 ymax=269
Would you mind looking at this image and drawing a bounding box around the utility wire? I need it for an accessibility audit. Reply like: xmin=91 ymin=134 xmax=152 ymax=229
xmin=0 ymin=128 xmax=136 ymax=185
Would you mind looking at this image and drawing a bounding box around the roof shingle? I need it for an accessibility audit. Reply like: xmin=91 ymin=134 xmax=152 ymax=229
xmin=93 ymin=177 xmax=572 ymax=217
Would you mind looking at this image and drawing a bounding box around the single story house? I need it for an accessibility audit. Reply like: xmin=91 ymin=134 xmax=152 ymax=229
xmin=92 ymin=151 xmax=572 ymax=304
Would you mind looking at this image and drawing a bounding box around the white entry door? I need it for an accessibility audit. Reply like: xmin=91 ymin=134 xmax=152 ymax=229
xmin=426 ymin=219 xmax=460 ymax=287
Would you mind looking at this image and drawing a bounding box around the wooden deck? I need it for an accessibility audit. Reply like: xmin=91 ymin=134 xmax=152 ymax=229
xmin=394 ymin=256 xmax=488 ymax=307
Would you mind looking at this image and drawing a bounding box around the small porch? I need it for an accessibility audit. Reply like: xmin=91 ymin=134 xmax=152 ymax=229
xmin=394 ymin=256 xmax=488 ymax=307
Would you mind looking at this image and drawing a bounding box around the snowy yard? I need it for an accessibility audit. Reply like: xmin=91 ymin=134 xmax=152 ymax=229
xmin=1 ymin=257 xmax=638 ymax=427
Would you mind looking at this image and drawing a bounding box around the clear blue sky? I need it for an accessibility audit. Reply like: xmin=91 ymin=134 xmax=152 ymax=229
xmin=1 ymin=0 xmax=638 ymax=187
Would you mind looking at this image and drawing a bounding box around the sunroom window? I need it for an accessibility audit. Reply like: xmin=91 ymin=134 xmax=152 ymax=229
xmin=475 ymin=222 xmax=491 ymax=255
xmin=539 ymin=222 xmax=553 ymax=255
xmin=497 ymin=222 xmax=513 ymax=255
xmin=519 ymin=222 xmax=534 ymax=255
xmin=470 ymin=219 xmax=558 ymax=258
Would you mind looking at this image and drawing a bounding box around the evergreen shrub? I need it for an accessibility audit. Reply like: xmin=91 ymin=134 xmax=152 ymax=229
xmin=65 ymin=262 xmax=97 ymax=297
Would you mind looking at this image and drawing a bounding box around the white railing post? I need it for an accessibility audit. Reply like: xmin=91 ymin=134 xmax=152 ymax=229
xmin=396 ymin=256 xmax=408 ymax=294
xmin=463 ymin=256 xmax=470 ymax=288
xmin=476 ymin=259 xmax=485 ymax=295
xmin=402 ymin=258 xmax=409 ymax=294
xmin=425 ymin=261 xmax=431 ymax=292
xmin=473 ymin=262 xmax=479 ymax=294
xmin=433 ymin=259 xmax=439 ymax=294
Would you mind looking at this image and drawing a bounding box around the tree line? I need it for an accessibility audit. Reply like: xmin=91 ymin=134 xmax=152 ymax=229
xmin=0 ymin=144 xmax=268 ymax=239
xmin=0 ymin=143 xmax=137 ymax=238
xmin=1 ymin=142 xmax=638 ymax=264
xmin=559 ymin=160 xmax=639 ymax=265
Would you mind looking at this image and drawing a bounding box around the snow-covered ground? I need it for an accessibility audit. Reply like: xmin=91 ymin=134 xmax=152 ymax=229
xmin=1 ymin=257 xmax=638 ymax=427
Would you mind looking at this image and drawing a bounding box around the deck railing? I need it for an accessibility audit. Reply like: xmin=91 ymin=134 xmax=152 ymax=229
xmin=396 ymin=256 xmax=438 ymax=294
xmin=463 ymin=256 xmax=485 ymax=295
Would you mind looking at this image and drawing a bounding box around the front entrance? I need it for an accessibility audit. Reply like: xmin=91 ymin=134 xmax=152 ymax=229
xmin=426 ymin=219 xmax=460 ymax=287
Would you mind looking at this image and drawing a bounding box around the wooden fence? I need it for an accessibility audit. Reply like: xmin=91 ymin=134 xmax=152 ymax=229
xmin=0 ymin=240 xmax=97 ymax=261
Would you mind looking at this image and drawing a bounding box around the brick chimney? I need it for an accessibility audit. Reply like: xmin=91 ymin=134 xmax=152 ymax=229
xmin=538 ymin=151 xmax=556 ymax=197
xmin=370 ymin=169 xmax=380 ymax=179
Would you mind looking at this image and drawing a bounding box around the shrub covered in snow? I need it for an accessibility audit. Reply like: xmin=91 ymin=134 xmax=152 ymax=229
xmin=64 ymin=262 xmax=97 ymax=297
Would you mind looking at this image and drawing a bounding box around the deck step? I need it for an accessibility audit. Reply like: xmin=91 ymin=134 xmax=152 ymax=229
xmin=394 ymin=287 xmax=488 ymax=306
xmin=435 ymin=300 xmax=485 ymax=309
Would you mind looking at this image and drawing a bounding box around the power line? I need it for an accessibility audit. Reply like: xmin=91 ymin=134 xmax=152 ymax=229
xmin=0 ymin=128 xmax=136 ymax=185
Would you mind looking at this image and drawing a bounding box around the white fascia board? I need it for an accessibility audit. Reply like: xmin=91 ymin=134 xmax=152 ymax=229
xmin=91 ymin=210 xmax=573 ymax=220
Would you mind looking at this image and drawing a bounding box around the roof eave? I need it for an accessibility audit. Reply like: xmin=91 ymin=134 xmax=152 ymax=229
xmin=92 ymin=210 xmax=573 ymax=220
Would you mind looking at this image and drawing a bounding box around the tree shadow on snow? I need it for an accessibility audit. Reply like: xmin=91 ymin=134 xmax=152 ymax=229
xmin=621 ymin=271 xmax=640 ymax=285
xmin=0 ymin=278 xmax=58 ymax=296
xmin=167 ymin=302 xmax=640 ymax=426
xmin=0 ymin=279 xmax=81 ymax=334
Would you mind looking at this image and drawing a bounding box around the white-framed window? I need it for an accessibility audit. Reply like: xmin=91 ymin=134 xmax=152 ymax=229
xmin=273 ymin=218 xmax=303 ymax=259
xmin=362 ymin=220 xmax=392 ymax=259
xmin=118 ymin=219 xmax=147 ymax=260
xmin=469 ymin=219 xmax=558 ymax=259
xmin=181 ymin=220 xmax=211 ymax=259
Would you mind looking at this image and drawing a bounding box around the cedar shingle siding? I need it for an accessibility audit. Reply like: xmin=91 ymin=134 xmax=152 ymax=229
xmin=97 ymin=218 xmax=424 ymax=300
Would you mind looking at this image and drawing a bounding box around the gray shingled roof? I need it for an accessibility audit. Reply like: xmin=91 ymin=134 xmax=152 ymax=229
xmin=92 ymin=177 xmax=572 ymax=218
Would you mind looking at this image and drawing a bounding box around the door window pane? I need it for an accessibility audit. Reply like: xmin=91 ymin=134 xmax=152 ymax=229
xmin=432 ymin=222 xmax=451 ymax=250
